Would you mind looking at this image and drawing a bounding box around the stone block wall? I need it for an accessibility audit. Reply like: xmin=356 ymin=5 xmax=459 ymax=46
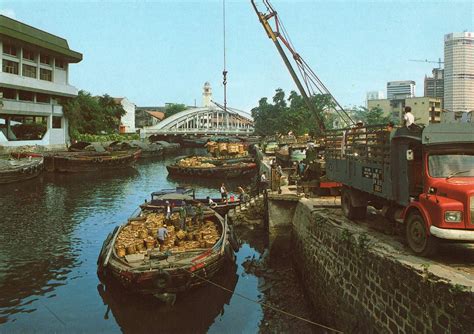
xmin=292 ymin=201 xmax=474 ymax=333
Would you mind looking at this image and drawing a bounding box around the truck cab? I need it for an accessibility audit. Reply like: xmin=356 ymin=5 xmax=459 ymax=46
xmin=404 ymin=123 xmax=474 ymax=255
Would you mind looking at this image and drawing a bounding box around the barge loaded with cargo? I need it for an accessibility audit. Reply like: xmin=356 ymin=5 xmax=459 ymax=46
xmin=97 ymin=189 xmax=237 ymax=301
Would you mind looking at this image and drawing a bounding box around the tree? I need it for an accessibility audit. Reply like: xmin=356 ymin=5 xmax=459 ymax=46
xmin=164 ymin=103 xmax=187 ymax=118
xmin=351 ymin=106 xmax=390 ymax=126
xmin=62 ymin=90 xmax=126 ymax=139
xmin=251 ymin=89 xmax=335 ymax=136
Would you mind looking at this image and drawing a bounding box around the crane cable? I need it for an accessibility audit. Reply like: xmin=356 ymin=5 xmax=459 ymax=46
xmin=259 ymin=0 xmax=354 ymax=127
xmin=181 ymin=267 xmax=344 ymax=333
xmin=222 ymin=0 xmax=229 ymax=128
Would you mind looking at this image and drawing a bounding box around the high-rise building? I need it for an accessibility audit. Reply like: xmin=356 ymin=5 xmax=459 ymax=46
xmin=424 ymin=68 xmax=444 ymax=102
xmin=387 ymin=80 xmax=416 ymax=100
xmin=366 ymin=91 xmax=384 ymax=102
xmin=444 ymin=32 xmax=474 ymax=118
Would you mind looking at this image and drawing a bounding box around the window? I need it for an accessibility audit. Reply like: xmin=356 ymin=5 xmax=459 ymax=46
xmin=6 ymin=115 xmax=47 ymax=140
xmin=3 ymin=43 xmax=17 ymax=56
xmin=2 ymin=59 xmax=19 ymax=74
xmin=22 ymin=49 xmax=35 ymax=61
xmin=40 ymin=68 xmax=52 ymax=81
xmin=55 ymin=58 xmax=66 ymax=69
xmin=18 ymin=90 xmax=34 ymax=102
xmin=52 ymin=116 xmax=62 ymax=129
xmin=22 ymin=64 xmax=37 ymax=78
xmin=36 ymin=93 xmax=50 ymax=103
xmin=40 ymin=54 xmax=51 ymax=66
xmin=0 ymin=88 xmax=16 ymax=99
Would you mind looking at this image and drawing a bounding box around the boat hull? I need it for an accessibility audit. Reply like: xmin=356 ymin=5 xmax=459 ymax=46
xmin=43 ymin=150 xmax=140 ymax=172
xmin=166 ymin=163 xmax=257 ymax=179
xmin=0 ymin=157 xmax=43 ymax=184
xmin=97 ymin=198 xmax=234 ymax=297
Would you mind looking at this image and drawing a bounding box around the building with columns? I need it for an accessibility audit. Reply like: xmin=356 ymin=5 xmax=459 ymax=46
xmin=0 ymin=15 xmax=82 ymax=149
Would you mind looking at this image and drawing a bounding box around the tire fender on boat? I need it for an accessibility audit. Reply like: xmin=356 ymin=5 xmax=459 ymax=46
xmin=154 ymin=270 xmax=171 ymax=289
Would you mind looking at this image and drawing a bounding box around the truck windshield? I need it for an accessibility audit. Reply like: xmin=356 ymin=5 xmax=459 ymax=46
xmin=428 ymin=153 xmax=474 ymax=178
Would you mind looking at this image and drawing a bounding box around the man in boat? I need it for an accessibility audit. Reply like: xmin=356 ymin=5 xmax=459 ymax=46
xmin=220 ymin=183 xmax=228 ymax=204
xmin=178 ymin=205 xmax=187 ymax=231
xmin=157 ymin=224 xmax=169 ymax=250
xmin=207 ymin=196 xmax=216 ymax=207
xmin=259 ymin=171 xmax=268 ymax=194
xmin=165 ymin=201 xmax=172 ymax=223
xmin=237 ymin=186 xmax=246 ymax=203
xmin=194 ymin=203 xmax=204 ymax=228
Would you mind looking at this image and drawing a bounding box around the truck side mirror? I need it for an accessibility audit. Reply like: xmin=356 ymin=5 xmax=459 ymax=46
xmin=406 ymin=149 xmax=414 ymax=161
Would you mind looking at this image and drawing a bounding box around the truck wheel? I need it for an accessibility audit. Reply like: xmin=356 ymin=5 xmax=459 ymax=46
xmin=341 ymin=189 xmax=367 ymax=220
xmin=406 ymin=212 xmax=437 ymax=256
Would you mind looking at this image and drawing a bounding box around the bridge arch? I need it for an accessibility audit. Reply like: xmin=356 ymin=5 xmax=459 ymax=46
xmin=142 ymin=103 xmax=254 ymax=136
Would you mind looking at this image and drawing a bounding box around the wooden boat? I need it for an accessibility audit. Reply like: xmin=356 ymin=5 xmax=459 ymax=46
xmin=97 ymin=190 xmax=238 ymax=300
xmin=43 ymin=150 xmax=141 ymax=172
xmin=166 ymin=161 xmax=257 ymax=179
xmin=0 ymin=154 xmax=43 ymax=184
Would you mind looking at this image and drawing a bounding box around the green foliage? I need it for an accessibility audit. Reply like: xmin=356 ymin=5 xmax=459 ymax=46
xmin=357 ymin=233 xmax=370 ymax=250
xmin=339 ymin=228 xmax=353 ymax=244
xmin=12 ymin=123 xmax=47 ymax=139
xmin=76 ymin=133 xmax=139 ymax=143
xmin=352 ymin=106 xmax=391 ymax=126
xmin=62 ymin=90 xmax=126 ymax=140
xmin=449 ymin=284 xmax=471 ymax=293
xmin=165 ymin=103 xmax=187 ymax=118
xmin=251 ymin=89 xmax=335 ymax=136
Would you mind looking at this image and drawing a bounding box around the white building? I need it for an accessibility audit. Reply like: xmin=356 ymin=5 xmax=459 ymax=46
xmin=202 ymin=82 xmax=212 ymax=107
xmin=114 ymin=97 xmax=136 ymax=133
xmin=366 ymin=91 xmax=384 ymax=106
xmin=0 ymin=15 xmax=82 ymax=149
xmin=387 ymin=80 xmax=415 ymax=100
xmin=444 ymin=32 xmax=474 ymax=120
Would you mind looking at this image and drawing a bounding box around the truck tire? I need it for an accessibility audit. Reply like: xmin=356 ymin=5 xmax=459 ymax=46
xmin=405 ymin=212 xmax=438 ymax=257
xmin=341 ymin=189 xmax=367 ymax=220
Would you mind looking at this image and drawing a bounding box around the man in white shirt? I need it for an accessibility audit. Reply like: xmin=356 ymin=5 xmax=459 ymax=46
xmin=403 ymin=106 xmax=415 ymax=128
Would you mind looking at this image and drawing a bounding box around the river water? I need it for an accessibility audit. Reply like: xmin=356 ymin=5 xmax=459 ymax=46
xmin=0 ymin=149 xmax=265 ymax=333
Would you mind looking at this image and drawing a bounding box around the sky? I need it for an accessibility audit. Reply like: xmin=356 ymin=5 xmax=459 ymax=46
xmin=1 ymin=0 xmax=473 ymax=112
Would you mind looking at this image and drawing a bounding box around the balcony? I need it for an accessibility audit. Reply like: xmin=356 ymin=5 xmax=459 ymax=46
xmin=1 ymin=99 xmax=63 ymax=116
xmin=0 ymin=72 xmax=78 ymax=97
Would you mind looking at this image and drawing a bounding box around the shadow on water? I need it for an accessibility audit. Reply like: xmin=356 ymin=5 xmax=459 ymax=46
xmin=98 ymin=262 xmax=239 ymax=334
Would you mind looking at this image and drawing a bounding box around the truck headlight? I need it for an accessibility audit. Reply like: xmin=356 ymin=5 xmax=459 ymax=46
xmin=445 ymin=211 xmax=462 ymax=223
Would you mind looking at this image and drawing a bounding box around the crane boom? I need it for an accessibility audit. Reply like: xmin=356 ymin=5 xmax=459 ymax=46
xmin=251 ymin=0 xmax=354 ymax=131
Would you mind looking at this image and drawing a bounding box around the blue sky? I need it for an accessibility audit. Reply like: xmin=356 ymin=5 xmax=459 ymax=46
xmin=2 ymin=1 xmax=473 ymax=111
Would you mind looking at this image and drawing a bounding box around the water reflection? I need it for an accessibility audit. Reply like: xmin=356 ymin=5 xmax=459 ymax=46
xmin=97 ymin=263 xmax=238 ymax=334
xmin=0 ymin=149 xmax=264 ymax=331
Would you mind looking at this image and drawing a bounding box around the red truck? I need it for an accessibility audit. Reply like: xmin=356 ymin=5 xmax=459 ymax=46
xmin=325 ymin=123 xmax=474 ymax=256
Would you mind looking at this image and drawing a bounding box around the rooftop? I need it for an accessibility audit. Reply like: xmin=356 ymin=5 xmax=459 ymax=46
xmin=0 ymin=15 xmax=82 ymax=62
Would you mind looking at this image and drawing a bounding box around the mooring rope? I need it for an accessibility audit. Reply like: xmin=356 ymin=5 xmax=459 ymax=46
xmin=180 ymin=268 xmax=344 ymax=333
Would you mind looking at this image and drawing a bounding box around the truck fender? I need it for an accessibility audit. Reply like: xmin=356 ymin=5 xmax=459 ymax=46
xmin=402 ymin=203 xmax=432 ymax=234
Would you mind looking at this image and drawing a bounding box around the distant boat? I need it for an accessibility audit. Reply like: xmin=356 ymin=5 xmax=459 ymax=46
xmin=0 ymin=154 xmax=43 ymax=184
xmin=43 ymin=150 xmax=141 ymax=172
xmin=166 ymin=161 xmax=257 ymax=179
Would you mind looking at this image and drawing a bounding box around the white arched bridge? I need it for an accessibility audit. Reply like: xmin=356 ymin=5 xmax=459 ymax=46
xmin=141 ymin=103 xmax=255 ymax=136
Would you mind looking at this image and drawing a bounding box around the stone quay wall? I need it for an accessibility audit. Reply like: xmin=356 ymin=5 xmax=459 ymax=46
xmin=292 ymin=200 xmax=474 ymax=333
